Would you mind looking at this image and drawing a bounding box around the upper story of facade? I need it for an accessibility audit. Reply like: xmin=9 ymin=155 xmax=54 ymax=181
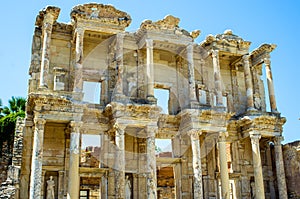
xmin=28 ymin=3 xmax=279 ymax=117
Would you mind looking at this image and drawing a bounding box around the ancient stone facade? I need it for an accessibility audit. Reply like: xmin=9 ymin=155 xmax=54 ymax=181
xmin=20 ymin=3 xmax=289 ymax=199
xmin=283 ymin=141 xmax=300 ymax=199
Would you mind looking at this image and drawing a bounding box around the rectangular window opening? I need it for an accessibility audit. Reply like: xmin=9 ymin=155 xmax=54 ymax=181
xmin=83 ymin=81 xmax=101 ymax=104
xmin=198 ymin=89 xmax=207 ymax=104
xmin=155 ymin=139 xmax=173 ymax=157
xmin=154 ymin=88 xmax=169 ymax=114
xmin=81 ymin=134 xmax=101 ymax=168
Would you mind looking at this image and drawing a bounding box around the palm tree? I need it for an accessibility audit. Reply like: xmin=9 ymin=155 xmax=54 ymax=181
xmin=2 ymin=97 xmax=26 ymax=115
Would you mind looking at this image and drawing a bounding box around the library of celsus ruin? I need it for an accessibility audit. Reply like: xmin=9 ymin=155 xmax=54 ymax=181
xmin=20 ymin=3 xmax=288 ymax=199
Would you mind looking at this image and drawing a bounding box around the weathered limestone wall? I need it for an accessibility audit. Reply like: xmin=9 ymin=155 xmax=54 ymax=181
xmin=283 ymin=141 xmax=300 ymax=199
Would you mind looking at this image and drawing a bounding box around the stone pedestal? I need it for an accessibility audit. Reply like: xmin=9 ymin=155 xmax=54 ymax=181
xmin=29 ymin=118 xmax=46 ymax=199
xmin=250 ymin=134 xmax=265 ymax=199
xmin=274 ymin=136 xmax=288 ymax=199
xmin=218 ymin=133 xmax=230 ymax=199
xmin=67 ymin=122 xmax=82 ymax=199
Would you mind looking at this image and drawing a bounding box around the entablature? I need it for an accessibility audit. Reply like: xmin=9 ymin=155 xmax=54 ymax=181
xmin=201 ymin=30 xmax=251 ymax=55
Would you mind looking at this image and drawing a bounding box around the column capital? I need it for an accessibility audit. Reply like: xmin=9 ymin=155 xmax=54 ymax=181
xmin=242 ymin=54 xmax=250 ymax=62
xmin=211 ymin=49 xmax=219 ymax=58
xmin=34 ymin=117 xmax=46 ymax=126
xmin=264 ymin=57 xmax=271 ymax=65
xmin=116 ymin=32 xmax=125 ymax=40
xmin=145 ymin=38 xmax=153 ymax=48
xmin=69 ymin=121 xmax=83 ymax=132
xmin=187 ymin=130 xmax=202 ymax=139
xmin=145 ymin=126 xmax=157 ymax=137
xmin=274 ymin=136 xmax=284 ymax=145
xmin=218 ymin=132 xmax=228 ymax=142
xmin=113 ymin=123 xmax=126 ymax=134
xmin=75 ymin=27 xmax=85 ymax=36
xmin=187 ymin=42 xmax=194 ymax=50
xmin=250 ymin=133 xmax=261 ymax=145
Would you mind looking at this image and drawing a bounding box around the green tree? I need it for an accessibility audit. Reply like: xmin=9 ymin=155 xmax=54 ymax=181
xmin=0 ymin=97 xmax=26 ymax=157
xmin=0 ymin=98 xmax=3 ymax=118
xmin=2 ymin=96 xmax=26 ymax=115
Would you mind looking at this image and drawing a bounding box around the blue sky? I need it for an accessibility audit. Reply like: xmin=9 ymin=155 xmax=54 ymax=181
xmin=0 ymin=1 xmax=299 ymax=143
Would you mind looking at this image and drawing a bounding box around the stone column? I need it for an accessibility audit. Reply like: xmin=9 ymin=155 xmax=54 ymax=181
xmin=29 ymin=118 xmax=46 ymax=199
xmin=114 ymin=33 xmax=125 ymax=100
xmin=58 ymin=171 xmax=64 ymax=199
xmin=67 ymin=121 xmax=82 ymax=199
xmin=264 ymin=58 xmax=277 ymax=112
xmin=73 ymin=28 xmax=85 ymax=92
xmin=218 ymin=132 xmax=230 ymax=199
xmin=187 ymin=44 xmax=198 ymax=107
xmin=211 ymin=50 xmax=223 ymax=107
xmin=274 ymin=136 xmax=288 ymax=199
xmin=114 ymin=124 xmax=125 ymax=199
xmin=39 ymin=12 xmax=55 ymax=89
xmin=146 ymin=127 xmax=157 ymax=199
xmin=101 ymin=172 xmax=108 ymax=199
xmin=242 ymin=55 xmax=255 ymax=110
xmin=189 ymin=131 xmax=203 ymax=198
xmin=250 ymin=133 xmax=265 ymax=199
xmin=146 ymin=39 xmax=156 ymax=103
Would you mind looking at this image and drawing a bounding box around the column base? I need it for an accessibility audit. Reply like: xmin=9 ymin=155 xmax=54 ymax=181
xmin=112 ymin=93 xmax=129 ymax=104
xmin=38 ymin=85 xmax=48 ymax=90
xmin=213 ymin=105 xmax=226 ymax=112
xmin=146 ymin=96 xmax=157 ymax=105
xmin=190 ymin=100 xmax=200 ymax=109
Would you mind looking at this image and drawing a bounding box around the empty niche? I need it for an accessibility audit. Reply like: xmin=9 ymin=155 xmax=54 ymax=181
xmin=82 ymin=81 xmax=101 ymax=104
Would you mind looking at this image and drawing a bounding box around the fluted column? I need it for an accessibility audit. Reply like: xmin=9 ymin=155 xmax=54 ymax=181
xmin=187 ymin=44 xmax=198 ymax=106
xmin=67 ymin=121 xmax=82 ymax=199
xmin=218 ymin=132 xmax=230 ymax=199
xmin=242 ymin=55 xmax=255 ymax=110
xmin=264 ymin=57 xmax=277 ymax=112
xmin=39 ymin=12 xmax=56 ymax=88
xmin=212 ymin=50 xmax=223 ymax=107
xmin=189 ymin=131 xmax=203 ymax=198
xmin=250 ymin=133 xmax=265 ymax=199
xmin=146 ymin=39 xmax=156 ymax=103
xmin=29 ymin=118 xmax=46 ymax=199
xmin=146 ymin=127 xmax=157 ymax=199
xmin=274 ymin=136 xmax=288 ymax=199
xmin=114 ymin=33 xmax=125 ymax=99
xmin=114 ymin=124 xmax=125 ymax=199
xmin=73 ymin=28 xmax=85 ymax=92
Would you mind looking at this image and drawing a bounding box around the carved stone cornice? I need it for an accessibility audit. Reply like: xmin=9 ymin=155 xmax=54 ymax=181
xmin=137 ymin=15 xmax=197 ymax=40
xmin=107 ymin=102 xmax=161 ymax=120
xmin=71 ymin=3 xmax=131 ymax=29
xmin=250 ymin=44 xmax=276 ymax=66
xmin=239 ymin=115 xmax=286 ymax=137
xmin=35 ymin=6 xmax=60 ymax=27
xmin=201 ymin=30 xmax=251 ymax=53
